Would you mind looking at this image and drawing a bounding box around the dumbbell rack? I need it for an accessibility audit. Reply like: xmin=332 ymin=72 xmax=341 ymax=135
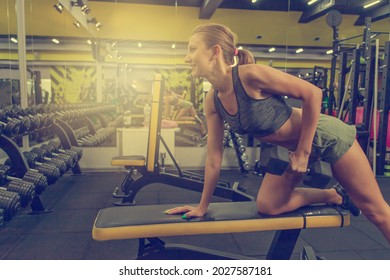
xmin=0 ymin=134 xmax=53 ymax=215
xmin=0 ymin=112 xmax=86 ymax=219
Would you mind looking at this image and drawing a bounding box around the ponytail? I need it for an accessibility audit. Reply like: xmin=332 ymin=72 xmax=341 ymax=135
xmin=237 ymin=49 xmax=255 ymax=65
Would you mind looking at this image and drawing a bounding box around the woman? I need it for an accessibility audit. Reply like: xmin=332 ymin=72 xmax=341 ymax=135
xmin=164 ymin=88 xmax=207 ymax=136
xmin=165 ymin=23 xmax=390 ymax=243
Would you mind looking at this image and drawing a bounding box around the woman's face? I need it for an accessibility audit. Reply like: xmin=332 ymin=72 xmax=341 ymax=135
xmin=184 ymin=34 xmax=213 ymax=78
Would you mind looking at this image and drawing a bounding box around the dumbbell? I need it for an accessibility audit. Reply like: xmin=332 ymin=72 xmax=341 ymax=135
xmin=0 ymin=160 xmax=36 ymax=207
xmin=16 ymin=115 xmax=31 ymax=134
xmin=255 ymin=144 xmax=290 ymax=176
xmin=0 ymin=163 xmax=48 ymax=195
xmin=38 ymin=144 xmax=74 ymax=170
xmin=78 ymin=135 xmax=97 ymax=147
xmin=303 ymin=161 xmax=333 ymax=189
xmin=22 ymin=109 xmax=42 ymax=131
xmin=48 ymin=140 xmax=83 ymax=161
xmin=25 ymin=114 xmax=40 ymax=131
xmin=28 ymin=148 xmax=67 ymax=175
xmin=22 ymin=152 xmax=61 ymax=184
xmin=255 ymin=145 xmax=332 ymax=188
xmin=0 ymin=116 xmax=20 ymax=137
xmin=0 ymin=189 xmax=21 ymax=221
xmin=0 ymin=181 xmax=35 ymax=208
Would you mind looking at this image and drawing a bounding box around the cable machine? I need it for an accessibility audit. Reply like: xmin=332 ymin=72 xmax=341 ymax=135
xmin=327 ymin=13 xmax=390 ymax=175
xmin=376 ymin=41 xmax=390 ymax=176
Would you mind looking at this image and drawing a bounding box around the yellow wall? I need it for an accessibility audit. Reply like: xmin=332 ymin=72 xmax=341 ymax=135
xmin=2 ymin=0 xmax=388 ymax=45
xmin=0 ymin=0 xmax=388 ymax=68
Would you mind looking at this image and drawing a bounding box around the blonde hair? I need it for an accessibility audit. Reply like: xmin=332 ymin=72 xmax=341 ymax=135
xmin=192 ymin=23 xmax=255 ymax=66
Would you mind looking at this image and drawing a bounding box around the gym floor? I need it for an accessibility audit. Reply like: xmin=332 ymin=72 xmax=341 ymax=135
xmin=0 ymin=169 xmax=389 ymax=260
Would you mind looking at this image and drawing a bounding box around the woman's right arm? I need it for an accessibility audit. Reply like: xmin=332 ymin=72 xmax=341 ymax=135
xmin=165 ymin=89 xmax=225 ymax=218
xmin=196 ymin=89 xmax=225 ymax=215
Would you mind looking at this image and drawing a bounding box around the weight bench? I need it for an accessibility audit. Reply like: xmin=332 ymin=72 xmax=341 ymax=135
xmin=92 ymin=201 xmax=350 ymax=260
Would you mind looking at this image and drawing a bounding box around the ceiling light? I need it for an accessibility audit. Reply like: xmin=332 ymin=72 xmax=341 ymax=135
xmin=268 ymin=47 xmax=275 ymax=52
xmin=171 ymin=43 xmax=176 ymax=49
xmin=251 ymin=0 xmax=258 ymax=3
xmin=73 ymin=21 xmax=81 ymax=28
xmin=71 ymin=0 xmax=91 ymax=14
xmin=10 ymin=37 xmax=18 ymax=43
xmin=296 ymin=48 xmax=304 ymax=53
xmin=53 ymin=3 xmax=63 ymax=13
xmin=81 ymin=5 xmax=91 ymax=15
xmin=86 ymin=40 xmax=92 ymax=45
xmin=363 ymin=0 xmax=381 ymax=8
xmin=95 ymin=23 xmax=103 ymax=30
xmin=326 ymin=49 xmax=333 ymax=54
xmin=87 ymin=18 xmax=103 ymax=30
xmin=52 ymin=38 xmax=60 ymax=44
xmin=138 ymin=42 xmax=142 ymax=48
xmin=307 ymin=0 xmax=318 ymax=5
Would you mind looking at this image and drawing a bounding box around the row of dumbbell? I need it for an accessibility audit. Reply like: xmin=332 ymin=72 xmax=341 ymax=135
xmin=53 ymin=105 xmax=116 ymax=123
xmin=0 ymin=164 xmax=40 ymax=220
xmin=0 ymin=107 xmax=56 ymax=138
xmin=0 ymin=103 xmax=117 ymax=138
xmin=44 ymin=103 xmax=115 ymax=114
xmin=0 ymin=141 xmax=80 ymax=215
xmin=0 ymin=141 xmax=83 ymax=221
xmin=77 ymin=126 xmax=116 ymax=147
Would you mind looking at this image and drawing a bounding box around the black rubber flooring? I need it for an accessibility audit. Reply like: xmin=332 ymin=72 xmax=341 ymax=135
xmin=0 ymin=169 xmax=389 ymax=260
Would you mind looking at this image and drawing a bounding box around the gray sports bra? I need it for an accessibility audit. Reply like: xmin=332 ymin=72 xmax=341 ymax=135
xmin=213 ymin=65 xmax=292 ymax=138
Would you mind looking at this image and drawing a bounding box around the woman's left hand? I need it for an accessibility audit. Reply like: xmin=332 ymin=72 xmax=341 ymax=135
xmin=165 ymin=205 xmax=207 ymax=219
xmin=288 ymin=151 xmax=309 ymax=175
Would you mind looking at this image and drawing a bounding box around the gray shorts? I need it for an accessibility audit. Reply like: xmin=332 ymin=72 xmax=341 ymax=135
xmin=311 ymin=114 xmax=356 ymax=165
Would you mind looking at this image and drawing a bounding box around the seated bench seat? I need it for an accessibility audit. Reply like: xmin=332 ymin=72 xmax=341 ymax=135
xmin=111 ymin=155 xmax=145 ymax=167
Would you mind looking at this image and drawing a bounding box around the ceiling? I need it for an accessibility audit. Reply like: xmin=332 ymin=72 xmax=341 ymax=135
xmin=90 ymin=0 xmax=390 ymax=25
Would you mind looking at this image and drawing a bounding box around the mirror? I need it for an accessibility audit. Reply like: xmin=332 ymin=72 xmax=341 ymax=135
xmin=0 ymin=0 xmax=388 ymax=164
xmin=0 ymin=1 xmax=294 ymax=152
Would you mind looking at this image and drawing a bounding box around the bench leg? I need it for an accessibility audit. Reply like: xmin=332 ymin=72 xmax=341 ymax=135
xmin=137 ymin=238 xmax=255 ymax=260
xmin=266 ymin=229 xmax=301 ymax=260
